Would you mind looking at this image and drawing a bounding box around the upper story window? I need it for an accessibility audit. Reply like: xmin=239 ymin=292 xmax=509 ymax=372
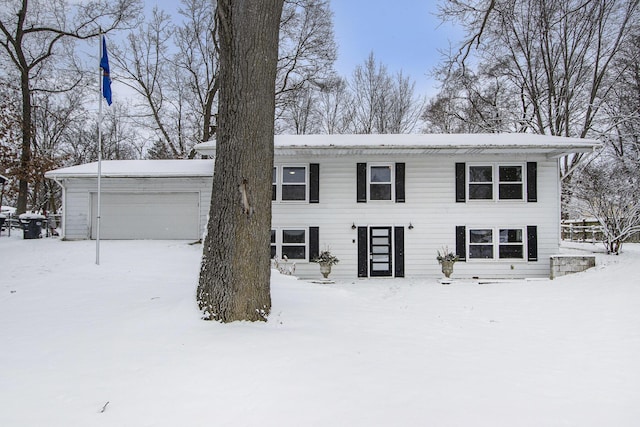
xmin=272 ymin=165 xmax=307 ymax=202
xmin=357 ymin=162 xmax=405 ymax=203
xmin=467 ymin=163 xmax=524 ymax=201
xmin=369 ymin=164 xmax=393 ymax=201
xmin=272 ymin=164 xmax=319 ymax=203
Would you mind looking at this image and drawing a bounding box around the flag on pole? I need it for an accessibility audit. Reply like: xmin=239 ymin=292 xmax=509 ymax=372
xmin=100 ymin=36 xmax=112 ymax=106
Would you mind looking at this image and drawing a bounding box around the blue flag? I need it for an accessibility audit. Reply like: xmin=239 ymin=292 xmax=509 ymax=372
xmin=100 ymin=36 xmax=112 ymax=106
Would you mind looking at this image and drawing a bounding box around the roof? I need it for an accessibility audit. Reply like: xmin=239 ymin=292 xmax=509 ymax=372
xmin=45 ymin=159 xmax=214 ymax=179
xmin=196 ymin=133 xmax=602 ymax=158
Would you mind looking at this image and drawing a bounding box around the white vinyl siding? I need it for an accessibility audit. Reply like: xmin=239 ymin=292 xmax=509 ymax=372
xmin=272 ymin=154 xmax=559 ymax=279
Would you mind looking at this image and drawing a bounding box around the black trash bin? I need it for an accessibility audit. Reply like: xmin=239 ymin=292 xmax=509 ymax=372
xmin=0 ymin=215 xmax=5 ymax=234
xmin=19 ymin=214 xmax=45 ymax=239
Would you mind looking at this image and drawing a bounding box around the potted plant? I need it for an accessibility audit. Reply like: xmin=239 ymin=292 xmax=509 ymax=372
xmin=313 ymin=248 xmax=340 ymax=279
xmin=437 ymin=246 xmax=459 ymax=279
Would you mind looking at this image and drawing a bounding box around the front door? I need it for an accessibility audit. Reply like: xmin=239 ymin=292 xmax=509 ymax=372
xmin=370 ymin=227 xmax=392 ymax=277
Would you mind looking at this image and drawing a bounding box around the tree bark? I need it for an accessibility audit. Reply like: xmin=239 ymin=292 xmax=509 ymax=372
xmin=197 ymin=0 xmax=284 ymax=322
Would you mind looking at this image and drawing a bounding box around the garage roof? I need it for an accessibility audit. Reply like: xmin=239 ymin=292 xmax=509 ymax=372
xmin=45 ymin=159 xmax=214 ymax=179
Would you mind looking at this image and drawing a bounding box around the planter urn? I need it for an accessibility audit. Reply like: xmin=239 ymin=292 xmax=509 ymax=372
xmin=319 ymin=263 xmax=332 ymax=279
xmin=440 ymin=260 xmax=455 ymax=278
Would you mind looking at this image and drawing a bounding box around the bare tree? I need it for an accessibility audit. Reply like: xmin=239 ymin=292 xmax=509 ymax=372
xmin=0 ymin=0 xmax=141 ymax=214
xmin=436 ymin=0 xmax=639 ymax=174
xmin=571 ymin=153 xmax=640 ymax=254
xmin=197 ymin=0 xmax=284 ymax=323
xmin=316 ymin=77 xmax=354 ymax=134
xmin=114 ymin=8 xmax=194 ymax=158
xmin=276 ymin=0 xmax=337 ymax=106
xmin=350 ymin=53 xmax=423 ymax=134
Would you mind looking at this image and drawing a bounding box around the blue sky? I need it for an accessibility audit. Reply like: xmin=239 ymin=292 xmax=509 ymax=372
xmin=330 ymin=1 xmax=461 ymax=95
xmin=146 ymin=0 xmax=463 ymax=96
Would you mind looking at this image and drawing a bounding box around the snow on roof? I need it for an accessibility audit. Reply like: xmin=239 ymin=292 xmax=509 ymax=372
xmin=196 ymin=133 xmax=602 ymax=156
xmin=45 ymin=159 xmax=214 ymax=179
xmin=46 ymin=134 xmax=602 ymax=179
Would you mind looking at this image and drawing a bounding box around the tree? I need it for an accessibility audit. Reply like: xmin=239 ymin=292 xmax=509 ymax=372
xmin=197 ymin=0 xmax=284 ymax=322
xmin=435 ymin=0 xmax=639 ymax=175
xmin=350 ymin=53 xmax=423 ymax=134
xmin=0 ymin=0 xmax=141 ymax=213
xmin=571 ymin=153 xmax=640 ymax=254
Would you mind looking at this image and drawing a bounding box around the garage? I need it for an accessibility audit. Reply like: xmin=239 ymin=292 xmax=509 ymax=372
xmin=44 ymin=159 xmax=214 ymax=240
xmin=90 ymin=192 xmax=200 ymax=240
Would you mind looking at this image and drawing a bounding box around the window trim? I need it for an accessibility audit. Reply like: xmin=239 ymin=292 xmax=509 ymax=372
xmin=467 ymin=162 xmax=526 ymax=202
xmin=271 ymin=227 xmax=308 ymax=261
xmin=467 ymin=226 xmax=527 ymax=261
xmin=273 ymin=164 xmax=309 ymax=203
xmin=367 ymin=163 xmax=395 ymax=202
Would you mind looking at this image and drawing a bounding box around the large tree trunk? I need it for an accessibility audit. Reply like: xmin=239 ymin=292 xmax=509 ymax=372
xmin=197 ymin=0 xmax=283 ymax=322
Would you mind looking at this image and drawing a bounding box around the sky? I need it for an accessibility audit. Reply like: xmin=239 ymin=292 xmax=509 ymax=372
xmin=330 ymin=1 xmax=462 ymax=96
xmin=148 ymin=0 xmax=463 ymax=97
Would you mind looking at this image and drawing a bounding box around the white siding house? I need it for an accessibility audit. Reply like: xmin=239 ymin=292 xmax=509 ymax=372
xmin=46 ymin=134 xmax=600 ymax=279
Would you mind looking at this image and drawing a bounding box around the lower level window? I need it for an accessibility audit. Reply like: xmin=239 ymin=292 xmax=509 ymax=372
xmin=469 ymin=227 xmax=524 ymax=260
xmin=271 ymin=228 xmax=307 ymax=260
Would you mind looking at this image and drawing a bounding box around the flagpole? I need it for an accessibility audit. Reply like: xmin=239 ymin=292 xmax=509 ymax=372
xmin=96 ymin=32 xmax=103 ymax=265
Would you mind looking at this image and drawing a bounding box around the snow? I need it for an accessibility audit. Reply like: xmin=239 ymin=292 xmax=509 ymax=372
xmin=1 ymin=236 xmax=638 ymax=426
xmin=44 ymin=159 xmax=214 ymax=179
xmin=195 ymin=133 xmax=601 ymax=152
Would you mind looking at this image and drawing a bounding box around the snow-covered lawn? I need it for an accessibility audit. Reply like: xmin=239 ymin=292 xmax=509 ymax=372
xmin=1 ymin=234 xmax=639 ymax=426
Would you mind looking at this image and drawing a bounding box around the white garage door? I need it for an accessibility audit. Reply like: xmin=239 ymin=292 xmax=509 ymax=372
xmin=91 ymin=192 xmax=200 ymax=240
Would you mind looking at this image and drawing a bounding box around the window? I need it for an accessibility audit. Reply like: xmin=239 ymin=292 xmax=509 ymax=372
xmin=469 ymin=228 xmax=494 ymax=259
xmin=469 ymin=166 xmax=493 ymax=200
xmin=271 ymin=228 xmax=307 ymax=260
xmin=468 ymin=227 xmax=525 ymax=260
xmin=467 ymin=164 xmax=525 ymax=201
xmin=369 ymin=164 xmax=393 ymax=201
xmin=499 ymin=228 xmax=524 ymax=258
xmin=498 ymin=166 xmax=523 ymax=200
xmin=282 ymin=166 xmax=307 ymax=201
xmin=272 ymin=167 xmax=277 ymax=201
xmin=270 ymin=229 xmax=276 ymax=258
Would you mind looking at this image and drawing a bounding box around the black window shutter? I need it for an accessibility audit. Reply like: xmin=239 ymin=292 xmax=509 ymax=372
xmin=310 ymin=163 xmax=320 ymax=203
xmin=395 ymin=163 xmax=405 ymax=203
xmin=357 ymin=163 xmax=367 ymax=203
xmin=394 ymin=227 xmax=405 ymax=277
xmin=527 ymin=225 xmax=538 ymax=261
xmin=309 ymin=226 xmax=320 ymax=261
xmin=527 ymin=162 xmax=537 ymax=202
xmin=455 ymin=163 xmax=466 ymax=202
xmin=456 ymin=225 xmax=466 ymax=261
xmin=357 ymin=226 xmax=368 ymax=277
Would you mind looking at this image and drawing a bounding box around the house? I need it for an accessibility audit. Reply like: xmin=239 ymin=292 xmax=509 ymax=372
xmin=45 ymin=133 xmax=600 ymax=279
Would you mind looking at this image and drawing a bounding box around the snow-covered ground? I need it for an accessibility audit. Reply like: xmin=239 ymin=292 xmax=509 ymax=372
xmin=1 ymin=233 xmax=639 ymax=426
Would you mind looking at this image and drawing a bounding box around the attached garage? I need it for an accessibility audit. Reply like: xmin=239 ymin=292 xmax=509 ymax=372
xmin=90 ymin=192 xmax=200 ymax=240
xmin=45 ymin=160 xmax=214 ymax=240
